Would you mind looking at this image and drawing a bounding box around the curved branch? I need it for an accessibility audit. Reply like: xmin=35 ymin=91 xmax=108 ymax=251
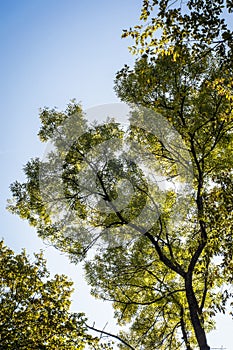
xmin=85 ymin=323 xmax=136 ymax=350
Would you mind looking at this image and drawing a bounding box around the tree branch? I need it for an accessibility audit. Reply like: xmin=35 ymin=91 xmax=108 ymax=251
xmin=85 ymin=323 xmax=136 ymax=350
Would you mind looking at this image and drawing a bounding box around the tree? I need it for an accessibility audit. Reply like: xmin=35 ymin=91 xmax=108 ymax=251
xmin=0 ymin=240 xmax=113 ymax=350
xmin=7 ymin=1 xmax=233 ymax=349
xmin=8 ymin=70 xmax=233 ymax=349
xmin=114 ymin=52 xmax=233 ymax=349
xmin=122 ymin=0 xmax=233 ymax=62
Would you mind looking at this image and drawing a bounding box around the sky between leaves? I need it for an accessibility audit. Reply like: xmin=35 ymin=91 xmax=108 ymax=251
xmin=0 ymin=1 xmax=232 ymax=348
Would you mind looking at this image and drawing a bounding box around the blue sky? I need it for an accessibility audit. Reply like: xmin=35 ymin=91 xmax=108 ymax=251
xmin=0 ymin=1 xmax=232 ymax=348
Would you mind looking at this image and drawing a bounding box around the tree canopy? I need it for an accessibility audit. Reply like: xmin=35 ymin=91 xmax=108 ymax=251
xmin=0 ymin=240 xmax=113 ymax=350
xmin=122 ymin=0 xmax=233 ymax=61
xmin=7 ymin=1 xmax=233 ymax=349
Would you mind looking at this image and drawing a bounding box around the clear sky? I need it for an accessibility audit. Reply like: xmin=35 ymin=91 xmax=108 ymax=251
xmin=0 ymin=1 xmax=232 ymax=349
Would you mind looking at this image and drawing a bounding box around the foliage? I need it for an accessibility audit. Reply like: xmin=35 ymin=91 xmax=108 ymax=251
xmin=7 ymin=1 xmax=233 ymax=349
xmin=7 ymin=73 xmax=233 ymax=349
xmin=122 ymin=0 xmax=233 ymax=61
xmin=114 ymin=48 xmax=233 ymax=348
xmin=0 ymin=240 xmax=113 ymax=350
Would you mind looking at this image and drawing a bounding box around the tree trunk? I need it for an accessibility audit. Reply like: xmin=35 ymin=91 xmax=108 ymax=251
xmin=185 ymin=273 xmax=210 ymax=350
